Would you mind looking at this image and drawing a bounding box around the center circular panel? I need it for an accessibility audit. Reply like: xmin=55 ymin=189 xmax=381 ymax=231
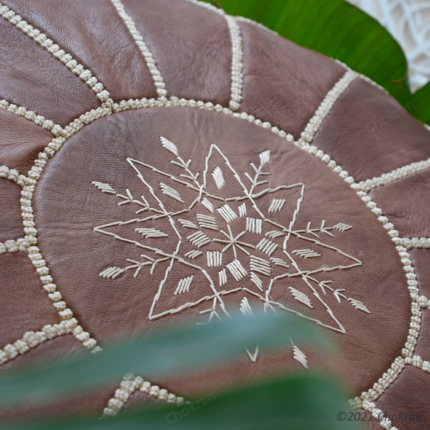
xmin=34 ymin=107 xmax=410 ymax=394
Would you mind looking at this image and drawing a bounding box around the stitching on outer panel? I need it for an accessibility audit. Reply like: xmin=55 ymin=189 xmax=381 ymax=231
xmin=0 ymin=165 xmax=27 ymax=187
xmin=0 ymin=3 xmax=111 ymax=105
xmin=0 ymin=319 xmax=78 ymax=366
xmin=334 ymin=59 xmax=388 ymax=94
xmin=394 ymin=237 xmax=430 ymax=249
xmin=0 ymin=238 xmax=30 ymax=254
xmin=102 ymin=373 xmax=185 ymax=417
xmin=225 ymin=16 xmax=243 ymax=111
xmin=0 ymin=100 xmax=64 ymax=137
xmin=296 ymin=69 xmax=358 ymax=149
xmin=353 ymin=158 xmax=430 ymax=192
xmin=110 ymin=0 xmax=167 ymax=101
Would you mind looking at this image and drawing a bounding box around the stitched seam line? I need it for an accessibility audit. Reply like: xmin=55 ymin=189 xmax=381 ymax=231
xmin=395 ymin=237 xmax=430 ymax=249
xmin=0 ymin=3 xmax=111 ymax=105
xmin=353 ymin=158 xmax=430 ymax=192
xmin=0 ymin=320 xmax=77 ymax=366
xmin=102 ymin=374 xmax=186 ymax=417
xmin=110 ymin=0 xmax=167 ymax=100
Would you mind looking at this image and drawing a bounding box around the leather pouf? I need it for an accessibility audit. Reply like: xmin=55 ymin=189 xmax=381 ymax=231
xmin=1 ymin=0 xmax=430 ymax=428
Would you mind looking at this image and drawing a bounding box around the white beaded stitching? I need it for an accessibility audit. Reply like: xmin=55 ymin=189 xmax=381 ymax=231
xmin=296 ymin=69 xmax=358 ymax=148
xmin=0 ymin=100 xmax=64 ymax=136
xmin=110 ymin=0 xmax=167 ymax=100
xmin=0 ymin=238 xmax=31 ymax=254
xmin=102 ymin=373 xmax=185 ymax=417
xmin=225 ymin=16 xmax=243 ymax=111
xmin=0 ymin=3 xmax=111 ymax=105
xmin=353 ymin=157 xmax=430 ymax=192
xmin=394 ymin=237 xmax=430 ymax=249
xmin=0 ymin=165 xmax=26 ymax=186
xmin=0 ymin=319 xmax=78 ymax=365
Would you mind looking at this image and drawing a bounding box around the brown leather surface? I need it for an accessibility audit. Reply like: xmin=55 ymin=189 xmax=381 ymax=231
xmin=0 ymin=15 xmax=99 ymax=127
xmin=0 ymin=334 xmax=115 ymax=422
xmin=370 ymin=169 xmax=430 ymax=238
xmin=414 ymin=311 xmax=430 ymax=362
xmin=239 ymin=21 xmax=345 ymax=140
xmin=0 ymin=180 xmax=23 ymax=241
xmin=0 ymin=252 xmax=61 ymax=349
xmin=313 ymin=79 xmax=430 ymax=182
xmin=34 ymin=107 xmax=410 ymax=395
xmin=0 ymin=108 xmax=52 ymax=175
xmin=2 ymin=0 xmax=158 ymax=102
xmin=410 ymin=249 xmax=430 ymax=298
xmin=123 ymin=0 xmax=231 ymax=105
xmin=375 ymin=366 xmax=430 ymax=430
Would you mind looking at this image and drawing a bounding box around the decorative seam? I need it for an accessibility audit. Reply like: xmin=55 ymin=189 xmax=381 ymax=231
xmin=225 ymin=16 xmax=244 ymax=111
xmin=102 ymin=373 xmax=185 ymax=417
xmin=0 ymin=238 xmax=30 ymax=254
xmin=0 ymin=165 xmax=26 ymax=187
xmin=0 ymin=319 xmax=78 ymax=366
xmin=110 ymin=0 xmax=167 ymax=100
xmin=394 ymin=237 xmax=430 ymax=249
xmin=0 ymin=100 xmax=64 ymax=137
xmin=0 ymin=3 xmax=111 ymax=105
xmin=297 ymin=70 xmax=358 ymax=149
xmin=353 ymin=158 xmax=430 ymax=192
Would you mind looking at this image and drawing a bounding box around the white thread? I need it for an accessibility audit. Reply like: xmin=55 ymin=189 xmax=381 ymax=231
xmin=0 ymin=319 xmax=78 ymax=365
xmin=92 ymin=181 xmax=116 ymax=194
xmin=226 ymin=259 xmax=247 ymax=281
xmin=175 ymin=275 xmax=193 ymax=295
xmin=297 ymin=69 xmax=357 ymax=148
xmin=217 ymin=204 xmax=237 ymax=223
xmin=245 ymin=217 xmax=262 ymax=234
xmin=246 ymin=346 xmax=259 ymax=363
xmin=239 ymin=297 xmax=253 ymax=315
xmin=238 ymin=203 xmax=247 ymax=217
xmin=256 ymin=238 xmax=278 ymax=256
xmin=250 ymin=272 xmax=263 ymax=291
xmin=211 ymin=166 xmax=225 ymax=190
xmin=348 ymin=298 xmax=370 ymax=314
xmin=102 ymin=374 xmax=185 ymax=417
xmin=259 ymin=150 xmax=270 ymax=166
xmin=187 ymin=231 xmax=211 ymax=248
xmin=394 ymin=237 xmax=430 ymax=249
xmin=135 ymin=228 xmax=169 ymax=238
xmin=99 ymin=266 xmax=125 ymax=279
xmin=270 ymin=257 xmax=289 ymax=268
xmin=0 ymin=238 xmax=31 ymax=254
xmin=292 ymin=249 xmax=321 ymax=259
xmin=201 ymin=198 xmax=214 ymax=213
xmin=159 ymin=183 xmax=184 ymax=203
xmin=225 ymin=15 xmax=243 ymax=111
xmin=268 ymin=198 xmax=286 ymax=212
xmin=289 ymin=287 xmax=313 ymax=308
xmin=178 ymin=219 xmax=198 ymax=229
xmin=185 ymin=249 xmax=202 ymax=259
xmin=160 ymin=137 xmax=178 ymax=156
xmin=196 ymin=213 xmax=218 ymax=230
xmin=333 ymin=222 xmax=352 ymax=232
xmin=0 ymin=100 xmax=64 ymax=136
xmin=293 ymin=344 xmax=308 ymax=369
xmin=207 ymin=251 xmax=222 ymax=267
xmin=110 ymin=0 xmax=167 ymax=100
xmin=249 ymin=255 xmax=271 ymax=277
xmin=0 ymin=3 xmax=110 ymax=104
xmin=218 ymin=268 xmax=227 ymax=286
xmin=353 ymin=157 xmax=430 ymax=192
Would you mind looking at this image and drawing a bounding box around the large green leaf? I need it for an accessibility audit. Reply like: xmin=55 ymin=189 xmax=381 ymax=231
xmin=212 ymin=0 xmax=411 ymax=105
xmin=3 ymin=374 xmax=358 ymax=430
xmin=0 ymin=312 xmax=332 ymax=407
xmin=411 ymin=81 xmax=430 ymax=124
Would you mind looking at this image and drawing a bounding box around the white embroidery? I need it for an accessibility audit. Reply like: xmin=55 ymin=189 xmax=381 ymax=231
xmin=292 ymin=249 xmax=321 ymax=259
xmin=268 ymin=198 xmax=286 ymax=212
xmin=207 ymin=251 xmax=222 ymax=267
xmin=185 ymin=249 xmax=202 ymax=260
xmin=175 ymin=275 xmax=194 ymax=295
xmin=179 ymin=219 xmax=198 ymax=229
xmin=348 ymin=298 xmax=370 ymax=314
xmin=217 ymin=204 xmax=238 ymax=223
xmin=238 ymin=203 xmax=247 ymax=217
xmin=293 ymin=344 xmax=308 ymax=369
xmin=211 ymin=166 xmax=225 ymax=189
xmin=249 ymin=255 xmax=271 ymax=277
xmin=218 ymin=268 xmax=227 ymax=286
xmin=136 ymin=228 xmax=169 ymax=238
xmin=246 ymin=217 xmax=262 ymax=234
xmin=201 ymin=197 xmax=214 ymax=213
xmin=289 ymin=287 xmax=313 ymax=309
xmin=196 ymin=214 xmax=218 ymax=231
xmin=394 ymin=237 xmax=430 ymax=249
